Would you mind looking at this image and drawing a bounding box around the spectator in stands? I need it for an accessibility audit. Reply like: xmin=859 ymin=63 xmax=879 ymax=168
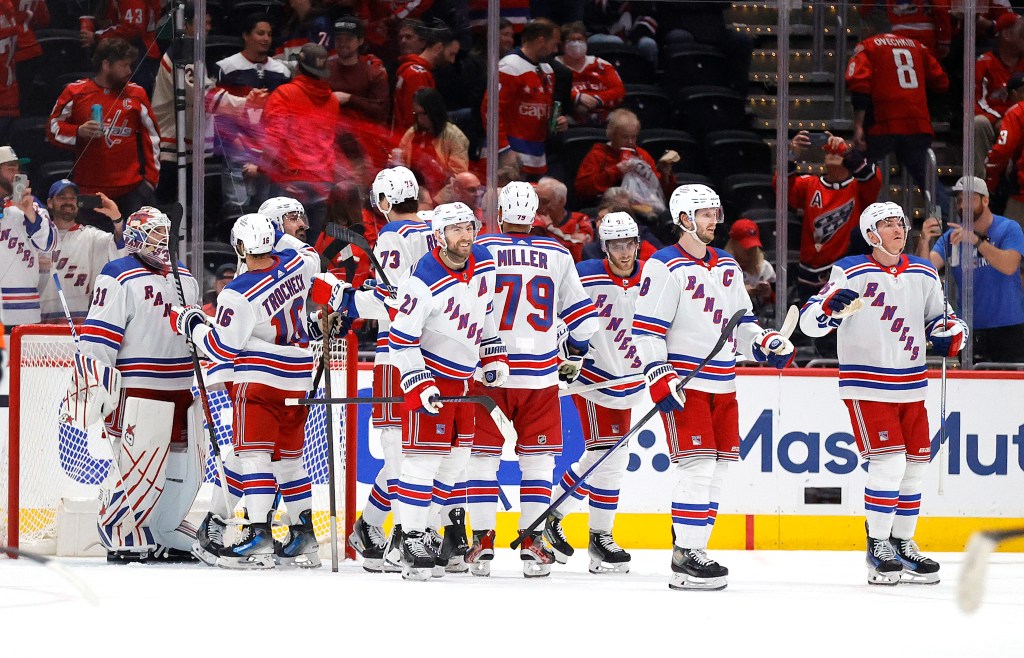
xmin=202 ymin=264 xmax=235 ymax=316
xmin=81 ymin=0 xmax=163 ymax=94
xmin=435 ymin=171 xmax=482 ymax=205
xmin=555 ymin=21 xmax=625 ymax=127
xmin=317 ymin=181 xmax=372 ymax=286
xmin=575 ymin=108 xmax=677 ymax=207
xmin=392 ymin=20 xmax=459 ymax=135
xmin=39 ymin=180 xmax=124 ymax=321
xmin=48 ymin=38 xmax=160 ymax=233
xmin=985 ymin=73 xmax=1024 ymax=227
xmin=398 ymin=18 xmax=427 ymax=57
xmin=277 ymin=0 xmax=334 ymax=61
xmin=858 ymin=1 xmax=951 ymax=58
xmin=0 ymin=1 xmax=25 ymax=143
xmin=917 ymin=176 xmax=1024 ymax=363
xmin=260 ymin=44 xmax=340 ymax=244
xmin=778 ymin=130 xmax=882 ymax=303
xmin=533 ymin=176 xmax=593 ymax=262
xmin=209 ymin=14 xmax=291 ymax=212
xmin=398 ymin=88 xmax=469 ymax=194
xmin=580 ymin=201 xmax=659 ymax=260
xmin=725 ymin=218 xmax=775 ymax=321
xmin=846 ymin=28 xmax=951 ymax=215
xmin=486 ymin=19 xmax=566 ymax=178
xmin=327 ymin=17 xmax=390 ymax=126
xmin=14 ymin=0 xmax=48 ymax=117
xmin=583 ymin=0 xmax=659 ymax=66
xmin=974 ymin=14 xmax=1024 ymax=178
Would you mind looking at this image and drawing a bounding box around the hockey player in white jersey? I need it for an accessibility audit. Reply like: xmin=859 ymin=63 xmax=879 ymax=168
xmin=259 ymin=196 xmax=310 ymax=244
xmin=172 ymin=213 xmax=322 ymax=569
xmin=800 ymin=202 xmax=962 ymax=586
xmin=39 ymin=180 xmax=125 ymax=321
xmin=544 ymin=212 xmax=644 ymax=573
xmin=75 ymin=206 xmax=202 ymax=562
xmin=632 ymin=184 xmax=794 ymax=591
xmin=0 ymin=170 xmax=57 ymax=326
xmin=469 ymin=182 xmax=599 ymax=578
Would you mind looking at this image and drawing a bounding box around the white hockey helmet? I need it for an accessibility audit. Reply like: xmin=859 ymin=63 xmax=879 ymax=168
xmin=598 ymin=211 xmax=640 ymax=253
xmin=497 ymin=181 xmax=538 ymax=225
xmin=257 ymin=196 xmax=306 ymax=231
xmin=124 ymin=206 xmax=172 ymax=268
xmin=432 ymin=202 xmax=479 ymax=249
xmin=232 ymin=213 xmax=276 ymax=257
xmin=371 ymin=166 xmax=419 ymax=212
xmin=860 ymin=201 xmax=908 ymax=247
xmin=669 ymin=184 xmax=723 ymax=232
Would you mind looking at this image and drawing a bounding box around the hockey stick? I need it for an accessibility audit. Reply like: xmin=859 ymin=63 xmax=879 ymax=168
xmin=0 ymin=546 xmax=99 ymax=606
xmin=166 ymin=203 xmax=236 ymax=518
xmin=957 ymin=527 xmax=1024 ymax=613
xmin=938 ymin=201 xmax=952 ymax=496
xmin=559 ymin=375 xmax=644 ymax=397
xmin=320 ymin=311 xmax=341 ymax=572
xmin=52 ymin=273 xmax=145 ymax=541
xmin=322 ymin=224 xmax=394 ymax=289
xmin=510 ymin=308 xmax=747 ymax=549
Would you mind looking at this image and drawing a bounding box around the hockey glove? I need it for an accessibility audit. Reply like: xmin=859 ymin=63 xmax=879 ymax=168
xmin=927 ymin=318 xmax=968 ymax=357
xmin=401 ymin=370 xmax=442 ymax=416
xmin=644 ymin=362 xmax=685 ymax=414
xmin=169 ymin=305 xmax=209 ymax=339
xmin=751 ymin=328 xmax=796 ymax=369
xmin=307 ymin=310 xmax=353 ymax=342
xmin=310 ymin=272 xmax=356 ymax=316
xmin=822 ymin=288 xmax=861 ymax=318
xmin=557 ymin=337 xmax=588 ymax=384
xmin=480 ymin=339 xmax=510 ymax=387
xmin=64 ymin=353 xmax=122 ymax=426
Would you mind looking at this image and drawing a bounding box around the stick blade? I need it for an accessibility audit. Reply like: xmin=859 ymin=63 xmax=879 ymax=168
xmin=489 ymin=407 xmax=519 ymax=443
xmin=958 ymin=532 xmax=998 ymax=614
xmin=780 ymin=304 xmax=800 ymax=338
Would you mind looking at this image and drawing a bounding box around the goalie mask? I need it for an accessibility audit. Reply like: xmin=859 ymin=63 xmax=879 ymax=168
xmin=598 ymin=211 xmax=640 ymax=254
xmin=124 ymin=206 xmax=172 ymax=269
xmin=497 ymin=181 xmax=538 ymax=225
xmin=232 ymin=213 xmax=276 ymax=257
xmin=432 ymin=202 xmax=479 ymax=250
xmin=258 ymin=196 xmax=306 ymax=231
xmin=860 ymin=201 xmax=909 ymax=258
xmin=669 ymin=184 xmax=723 ymax=236
xmin=371 ymin=166 xmax=419 ymax=215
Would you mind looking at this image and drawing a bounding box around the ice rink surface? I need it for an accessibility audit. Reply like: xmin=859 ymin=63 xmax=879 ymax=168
xmin=1 ymin=549 xmax=1020 ymax=657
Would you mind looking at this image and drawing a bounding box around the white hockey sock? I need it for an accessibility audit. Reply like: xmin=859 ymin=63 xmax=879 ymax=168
xmin=519 ymin=454 xmax=555 ymax=531
xmin=380 ymin=426 xmax=404 ymax=526
xmin=671 ymin=458 xmax=716 ymax=549
xmin=551 ymin=451 xmax=595 ymax=518
xmin=238 ymin=452 xmax=276 ymax=525
xmin=427 ymin=447 xmax=470 ymax=530
xmin=273 ymin=457 xmax=313 ymax=521
xmin=864 ymin=452 xmax=907 ymax=540
xmin=891 ymin=460 xmax=926 ymax=540
xmin=397 ymin=453 xmax=443 ymax=534
xmin=209 ymin=452 xmax=244 ymax=518
xmin=588 ymin=447 xmax=628 ymax=534
xmin=467 ymin=454 xmax=500 ymax=532
xmin=361 ymin=467 xmax=392 ymax=528
xmin=703 ymin=460 xmax=730 ymax=546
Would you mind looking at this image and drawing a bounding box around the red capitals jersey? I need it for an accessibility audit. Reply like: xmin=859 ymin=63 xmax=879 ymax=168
xmin=48 ymin=79 xmax=161 ymax=195
xmin=484 ymin=49 xmax=555 ymax=176
xmin=392 ymin=54 xmax=434 ymax=134
xmin=975 ymin=50 xmax=1024 ymax=122
xmin=0 ymin=1 xmax=24 ymax=117
xmin=559 ymin=55 xmax=625 ymax=126
xmin=858 ymin=0 xmax=951 ymax=53
xmin=846 ymin=33 xmax=949 ymax=136
xmin=985 ymin=99 xmax=1024 ymax=199
xmin=95 ymin=0 xmax=162 ymax=60
xmin=15 ymin=0 xmax=49 ymax=62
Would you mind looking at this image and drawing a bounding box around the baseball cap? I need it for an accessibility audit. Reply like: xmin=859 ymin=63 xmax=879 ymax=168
xmin=297 ymin=43 xmax=329 ymax=79
xmin=214 ymin=263 xmax=236 ymax=280
xmin=0 ymin=146 xmax=30 ymax=166
xmin=729 ymin=218 xmax=762 ymax=250
xmin=995 ymin=13 xmax=1020 ymax=34
xmin=48 ymin=179 xmax=79 ymax=198
xmin=952 ymin=176 xmax=989 ymax=197
xmin=333 ymin=16 xmax=365 ymax=37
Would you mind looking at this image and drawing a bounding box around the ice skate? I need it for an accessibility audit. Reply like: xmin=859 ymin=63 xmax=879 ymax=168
xmin=192 ymin=512 xmax=227 ymax=566
xmin=400 ymin=531 xmax=436 ymax=582
xmin=274 ymin=510 xmax=321 ymax=568
xmin=543 ymin=512 xmax=573 ymax=565
xmin=588 ymin=531 xmax=630 ymax=574
xmin=381 ymin=524 xmax=404 ymax=573
xmin=890 ymin=537 xmax=940 ymax=584
xmin=520 ymin=531 xmax=555 ymax=578
xmin=669 ymin=547 xmax=728 ymax=590
xmin=866 ymin=537 xmax=903 ymax=585
xmin=348 ymin=516 xmax=390 ymax=573
xmin=217 ymin=520 xmax=275 ymax=570
xmin=440 ymin=508 xmax=469 ymax=574
xmin=426 ymin=528 xmax=447 ymax=578
xmin=465 ymin=529 xmax=495 ymax=577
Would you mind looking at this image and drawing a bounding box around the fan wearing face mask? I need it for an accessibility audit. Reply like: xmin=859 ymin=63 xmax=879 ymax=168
xmin=555 ymin=22 xmax=625 ymax=127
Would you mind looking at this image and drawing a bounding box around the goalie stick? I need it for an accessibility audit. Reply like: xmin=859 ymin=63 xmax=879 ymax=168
xmin=957 ymin=527 xmax=1024 ymax=613
xmin=511 ymin=308 xmax=747 ymax=550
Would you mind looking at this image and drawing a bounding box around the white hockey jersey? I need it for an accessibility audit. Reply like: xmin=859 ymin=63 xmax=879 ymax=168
xmin=80 ymin=256 xmax=200 ymax=391
xmin=475 ymin=234 xmax=599 ymax=388
xmin=0 ymin=198 xmax=57 ymax=325
xmin=632 ymin=245 xmax=761 ymax=394
xmin=799 ymin=254 xmax=956 ymax=402
xmin=193 ymin=248 xmax=320 ymax=392
xmin=39 ymin=224 xmax=125 ymax=321
xmin=388 ymin=245 xmax=498 ymax=382
xmin=576 ymin=258 xmax=646 ymax=409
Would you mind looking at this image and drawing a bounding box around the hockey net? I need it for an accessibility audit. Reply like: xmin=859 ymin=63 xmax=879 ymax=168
xmin=2 ymin=324 xmax=358 ymax=558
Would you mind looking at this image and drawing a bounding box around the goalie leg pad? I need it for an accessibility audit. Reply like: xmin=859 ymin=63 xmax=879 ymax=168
xmin=150 ymin=402 xmax=204 ymax=552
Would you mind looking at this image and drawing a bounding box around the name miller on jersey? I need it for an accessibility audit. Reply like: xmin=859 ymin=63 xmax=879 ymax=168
xmin=496 ymin=247 xmax=550 ymax=269
xmin=261 ymin=273 xmax=307 ymax=314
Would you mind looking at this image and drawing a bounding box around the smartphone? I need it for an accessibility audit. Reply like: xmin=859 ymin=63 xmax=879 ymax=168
xmin=807 ymin=133 xmax=830 ymax=148
xmin=11 ymin=174 xmax=28 ymax=203
xmin=77 ymin=194 xmax=103 ymax=211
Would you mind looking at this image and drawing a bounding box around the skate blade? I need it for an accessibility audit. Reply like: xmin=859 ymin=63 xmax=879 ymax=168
xmin=360 ymin=558 xmax=401 ymax=573
xmin=522 ymin=562 xmax=552 ymax=578
xmin=552 ymin=548 xmax=571 ymax=565
xmin=191 ymin=542 xmax=220 ymax=567
xmin=402 ymin=566 xmax=433 ymax=582
xmin=867 ymin=570 xmax=902 ymax=586
xmin=216 ymin=554 xmax=275 ymax=570
xmin=900 ymin=570 xmax=940 ymax=585
xmin=431 ymin=565 xmax=447 ymax=578
xmin=276 ymin=553 xmax=322 ymax=569
xmin=589 ymin=557 xmax=630 ymax=574
xmin=444 ymin=556 xmax=469 ymax=573
xmin=468 ymin=561 xmax=492 ymax=577
xmin=669 ymin=573 xmax=727 ymax=591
